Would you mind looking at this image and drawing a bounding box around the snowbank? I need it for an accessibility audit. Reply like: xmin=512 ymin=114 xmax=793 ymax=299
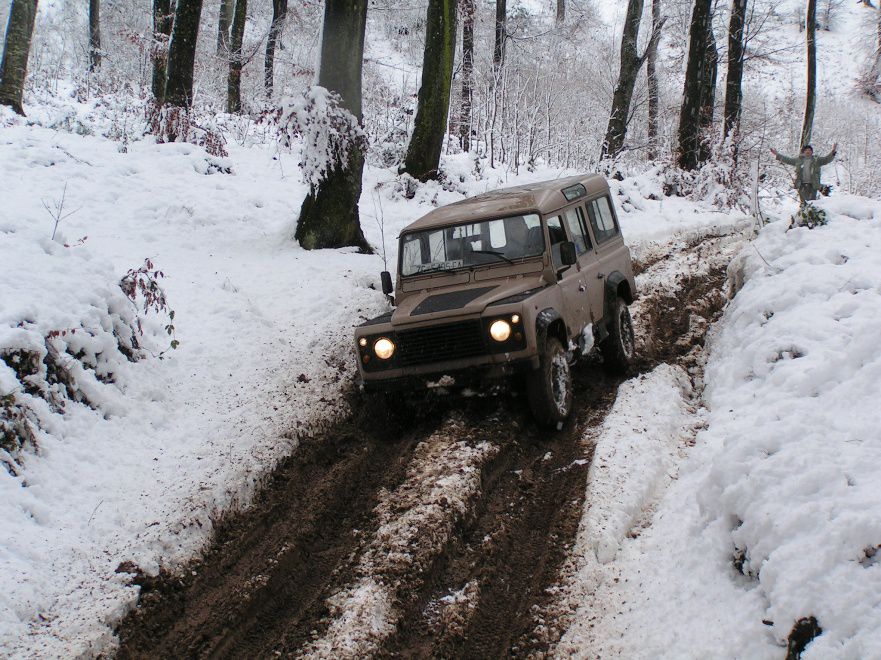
xmin=561 ymin=199 xmax=881 ymax=659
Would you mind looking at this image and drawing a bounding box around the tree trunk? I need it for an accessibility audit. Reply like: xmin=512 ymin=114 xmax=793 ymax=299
xmin=164 ymin=0 xmax=204 ymax=109
xmin=459 ymin=0 xmax=474 ymax=151
xmin=801 ymin=0 xmax=817 ymax=148
xmin=217 ymin=0 xmax=233 ymax=54
xmin=723 ymin=0 xmax=748 ymax=141
xmin=556 ymin=0 xmax=565 ymax=25
xmin=494 ymin=0 xmax=506 ymax=74
xmin=294 ymin=0 xmax=370 ymax=252
xmin=264 ymin=0 xmax=288 ymax=97
xmin=89 ymin=0 xmax=101 ymax=72
xmin=151 ymin=0 xmax=173 ymax=100
xmin=0 ymin=0 xmax=38 ymax=115
xmin=677 ymin=0 xmax=713 ymax=170
xmin=226 ymin=0 xmax=246 ymax=113
xmin=602 ymin=0 xmax=653 ymax=160
xmin=403 ymin=0 xmax=457 ymax=181
xmin=646 ymin=0 xmax=661 ymax=160
xmin=697 ymin=22 xmax=717 ymax=164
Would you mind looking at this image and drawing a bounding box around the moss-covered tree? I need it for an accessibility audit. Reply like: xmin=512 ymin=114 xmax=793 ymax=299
xmin=226 ymin=0 xmax=246 ymax=113
xmin=164 ymin=0 xmax=204 ymax=109
xmin=0 ymin=0 xmax=38 ymax=116
xmin=294 ymin=0 xmax=370 ymax=251
xmin=403 ymin=0 xmax=457 ymax=181
xmin=151 ymin=0 xmax=173 ymax=100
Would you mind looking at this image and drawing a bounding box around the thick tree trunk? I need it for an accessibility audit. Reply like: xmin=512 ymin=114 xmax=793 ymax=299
xmin=89 ymin=0 xmax=101 ymax=72
xmin=723 ymin=0 xmax=748 ymax=141
xmin=151 ymin=0 xmax=173 ymax=100
xmin=217 ymin=0 xmax=233 ymax=54
xmin=0 ymin=0 xmax=38 ymax=115
xmin=226 ymin=0 xmax=246 ymax=113
xmin=556 ymin=0 xmax=565 ymax=25
xmin=646 ymin=0 xmax=661 ymax=160
xmin=602 ymin=0 xmax=660 ymax=160
xmin=494 ymin=0 xmax=506 ymax=73
xmin=164 ymin=0 xmax=204 ymax=108
xmin=677 ymin=0 xmax=713 ymax=170
xmin=264 ymin=0 xmax=288 ymax=97
xmin=801 ymin=0 xmax=817 ymax=148
xmin=295 ymin=0 xmax=369 ymax=252
xmin=403 ymin=0 xmax=457 ymax=180
xmin=459 ymin=0 xmax=474 ymax=152
xmin=697 ymin=23 xmax=717 ymax=164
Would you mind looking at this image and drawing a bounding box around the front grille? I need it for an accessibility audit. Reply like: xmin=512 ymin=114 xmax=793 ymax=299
xmin=396 ymin=320 xmax=486 ymax=367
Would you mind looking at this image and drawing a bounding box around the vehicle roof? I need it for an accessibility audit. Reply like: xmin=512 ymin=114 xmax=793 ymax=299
xmin=403 ymin=173 xmax=609 ymax=233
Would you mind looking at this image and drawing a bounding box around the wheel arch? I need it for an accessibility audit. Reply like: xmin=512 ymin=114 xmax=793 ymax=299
xmin=603 ymin=271 xmax=633 ymax=321
xmin=535 ymin=307 xmax=568 ymax=354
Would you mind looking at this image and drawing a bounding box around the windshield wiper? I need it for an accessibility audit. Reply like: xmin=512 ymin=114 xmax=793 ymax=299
xmin=412 ymin=264 xmax=459 ymax=275
xmin=469 ymin=249 xmax=514 ymax=265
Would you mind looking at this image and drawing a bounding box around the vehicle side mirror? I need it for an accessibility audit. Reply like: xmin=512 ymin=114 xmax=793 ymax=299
xmin=560 ymin=241 xmax=577 ymax=267
xmin=380 ymin=270 xmax=393 ymax=295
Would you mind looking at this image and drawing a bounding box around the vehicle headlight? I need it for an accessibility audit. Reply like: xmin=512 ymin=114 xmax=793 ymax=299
xmin=373 ymin=337 xmax=395 ymax=360
xmin=489 ymin=320 xmax=512 ymax=342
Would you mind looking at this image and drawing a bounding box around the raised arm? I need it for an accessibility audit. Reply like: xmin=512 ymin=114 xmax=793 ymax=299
xmin=817 ymin=143 xmax=838 ymax=166
xmin=771 ymin=148 xmax=798 ymax=166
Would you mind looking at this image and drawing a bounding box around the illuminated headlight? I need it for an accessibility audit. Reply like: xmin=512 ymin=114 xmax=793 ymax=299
xmin=489 ymin=320 xmax=512 ymax=342
xmin=358 ymin=337 xmax=368 ymax=347
xmin=373 ymin=337 xmax=396 ymax=360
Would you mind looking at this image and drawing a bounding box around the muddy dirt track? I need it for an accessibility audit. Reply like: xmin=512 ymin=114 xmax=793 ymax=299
xmin=115 ymin=229 xmax=744 ymax=659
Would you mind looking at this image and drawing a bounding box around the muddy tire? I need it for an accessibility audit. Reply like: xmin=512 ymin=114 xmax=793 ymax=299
xmin=600 ymin=297 xmax=635 ymax=372
xmin=526 ymin=337 xmax=572 ymax=428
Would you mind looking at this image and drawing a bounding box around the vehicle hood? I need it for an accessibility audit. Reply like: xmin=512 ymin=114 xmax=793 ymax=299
xmin=391 ymin=277 xmax=544 ymax=326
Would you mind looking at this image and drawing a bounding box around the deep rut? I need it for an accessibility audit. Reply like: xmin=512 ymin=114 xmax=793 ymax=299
xmin=115 ymin=229 xmax=744 ymax=659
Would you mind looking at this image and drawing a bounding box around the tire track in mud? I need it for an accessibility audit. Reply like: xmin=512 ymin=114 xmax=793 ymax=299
xmin=115 ymin=228 xmax=747 ymax=659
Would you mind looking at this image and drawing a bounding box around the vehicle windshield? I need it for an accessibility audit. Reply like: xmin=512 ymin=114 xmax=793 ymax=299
xmin=400 ymin=213 xmax=544 ymax=277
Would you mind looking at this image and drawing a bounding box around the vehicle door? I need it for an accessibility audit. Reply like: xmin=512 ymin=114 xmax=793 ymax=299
xmin=561 ymin=205 xmax=605 ymax=324
xmin=584 ymin=195 xmax=629 ymax=304
xmin=546 ymin=213 xmax=589 ymax=337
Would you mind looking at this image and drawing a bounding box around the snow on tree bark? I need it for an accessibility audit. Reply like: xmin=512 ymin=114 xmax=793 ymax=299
xmin=494 ymin=0 xmax=507 ymax=74
xmin=459 ymin=0 xmax=475 ymax=152
xmin=723 ymin=0 xmax=748 ymax=143
xmin=0 ymin=0 xmax=38 ymax=116
xmin=217 ymin=0 xmax=233 ymax=55
xmin=89 ymin=0 xmax=101 ymax=72
xmin=403 ymin=0 xmax=457 ymax=181
xmin=151 ymin=0 xmax=173 ymax=101
xmin=164 ymin=0 xmax=204 ymax=109
xmin=697 ymin=22 xmax=717 ymax=165
xmin=646 ymin=0 xmax=662 ymax=160
xmin=264 ymin=0 xmax=288 ymax=98
xmin=294 ymin=0 xmax=370 ymax=252
xmin=677 ymin=0 xmax=713 ymax=171
xmin=802 ymin=0 xmax=817 ymax=148
xmin=226 ymin=0 xmax=246 ymax=113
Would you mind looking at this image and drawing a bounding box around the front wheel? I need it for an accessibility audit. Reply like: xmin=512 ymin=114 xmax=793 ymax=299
xmin=600 ymin=297 xmax=635 ymax=372
xmin=526 ymin=337 xmax=573 ymax=429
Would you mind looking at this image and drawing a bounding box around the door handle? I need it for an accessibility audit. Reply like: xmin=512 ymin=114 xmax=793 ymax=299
xmin=579 ymin=284 xmax=586 ymax=292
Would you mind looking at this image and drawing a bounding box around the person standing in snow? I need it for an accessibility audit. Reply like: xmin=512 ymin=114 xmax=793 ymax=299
xmin=770 ymin=143 xmax=837 ymax=205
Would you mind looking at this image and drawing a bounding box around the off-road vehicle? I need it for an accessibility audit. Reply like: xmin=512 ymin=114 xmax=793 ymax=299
xmin=355 ymin=174 xmax=636 ymax=427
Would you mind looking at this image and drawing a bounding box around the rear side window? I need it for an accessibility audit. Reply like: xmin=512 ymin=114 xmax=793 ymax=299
xmin=547 ymin=216 xmax=566 ymax=269
xmin=561 ymin=208 xmax=590 ymax=255
xmin=586 ymin=196 xmax=619 ymax=244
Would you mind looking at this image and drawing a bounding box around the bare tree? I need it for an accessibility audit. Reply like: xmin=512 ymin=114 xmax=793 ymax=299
xmin=859 ymin=3 xmax=881 ymax=99
xmin=295 ymin=0 xmax=370 ymax=251
xmin=89 ymin=0 xmax=101 ymax=72
xmin=697 ymin=22 xmax=717 ymax=164
xmin=264 ymin=0 xmax=288 ymax=97
xmin=601 ymin=0 xmax=665 ymax=160
xmin=459 ymin=0 xmax=475 ymax=152
xmin=403 ymin=0 xmax=457 ymax=181
xmin=164 ymin=0 xmax=204 ymax=109
xmin=723 ymin=0 xmax=748 ymax=143
xmin=151 ymin=0 xmax=173 ymax=100
xmin=557 ymin=0 xmax=565 ymax=25
xmin=802 ymin=0 xmax=817 ymax=147
xmin=226 ymin=0 xmax=246 ymax=113
xmin=494 ymin=0 xmax=507 ymax=73
xmin=646 ymin=0 xmax=662 ymax=160
xmin=0 ymin=0 xmax=38 ymax=115
xmin=217 ymin=0 xmax=234 ymax=55
xmin=677 ymin=0 xmax=713 ymax=170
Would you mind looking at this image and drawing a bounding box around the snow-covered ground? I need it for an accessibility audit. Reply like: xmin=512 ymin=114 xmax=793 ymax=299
xmin=553 ymin=194 xmax=881 ymax=659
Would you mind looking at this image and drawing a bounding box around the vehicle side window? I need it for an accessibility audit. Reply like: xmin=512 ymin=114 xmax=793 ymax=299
xmin=562 ymin=208 xmax=589 ymax=255
xmin=586 ymin=196 xmax=620 ymax=244
xmin=547 ymin=216 xmax=566 ymax=269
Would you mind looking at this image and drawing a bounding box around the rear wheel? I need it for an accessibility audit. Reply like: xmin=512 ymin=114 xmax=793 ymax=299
xmin=600 ymin=297 xmax=635 ymax=372
xmin=526 ymin=337 xmax=572 ymax=429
